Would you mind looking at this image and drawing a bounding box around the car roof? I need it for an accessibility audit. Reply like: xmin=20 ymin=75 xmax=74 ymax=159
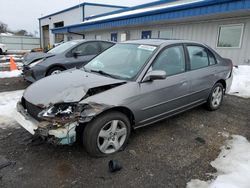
xmin=122 ymin=39 xmax=205 ymax=46
xmin=65 ymin=39 xmax=115 ymax=44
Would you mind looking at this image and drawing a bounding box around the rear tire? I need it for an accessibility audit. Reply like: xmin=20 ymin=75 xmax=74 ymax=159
xmin=0 ymin=49 xmax=3 ymax=55
xmin=83 ymin=111 xmax=131 ymax=157
xmin=206 ymin=83 xmax=224 ymax=111
xmin=46 ymin=67 xmax=65 ymax=76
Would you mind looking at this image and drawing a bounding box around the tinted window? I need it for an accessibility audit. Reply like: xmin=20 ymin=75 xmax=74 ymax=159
xmin=187 ymin=46 xmax=209 ymax=70
xmin=100 ymin=42 xmax=113 ymax=51
xmin=152 ymin=46 xmax=185 ymax=76
xmin=72 ymin=42 xmax=99 ymax=56
xmin=208 ymin=51 xmax=216 ymax=65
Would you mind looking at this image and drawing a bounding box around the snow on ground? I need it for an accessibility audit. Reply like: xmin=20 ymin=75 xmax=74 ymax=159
xmin=0 ymin=70 xmax=22 ymax=78
xmin=228 ymin=65 xmax=250 ymax=98
xmin=187 ymin=135 xmax=250 ymax=188
xmin=0 ymin=90 xmax=23 ymax=128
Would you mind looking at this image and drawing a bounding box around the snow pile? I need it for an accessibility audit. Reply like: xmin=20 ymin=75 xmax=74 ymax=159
xmin=228 ymin=65 xmax=250 ymax=98
xmin=0 ymin=70 xmax=22 ymax=78
xmin=0 ymin=90 xmax=23 ymax=128
xmin=187 ymin=135 xmax=250 ymax=188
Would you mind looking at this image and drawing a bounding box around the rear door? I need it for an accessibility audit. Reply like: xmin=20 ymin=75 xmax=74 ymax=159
xmin=185 ymin=44 xmax=217 ymax=102
xmin=135 ymin=44 xmax=191 ymax=125
xmin=66 ymin=41 xmax=100 ymax=68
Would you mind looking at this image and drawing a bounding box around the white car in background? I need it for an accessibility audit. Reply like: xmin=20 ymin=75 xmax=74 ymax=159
xmin=0 ymin=43 xmax=8 ymax=55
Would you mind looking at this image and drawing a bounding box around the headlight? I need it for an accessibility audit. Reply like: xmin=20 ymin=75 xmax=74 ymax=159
xmin=29 ymin=59 xmax=44 ymax=68
xmin=39 ymin=103 xmax=76 ymax=118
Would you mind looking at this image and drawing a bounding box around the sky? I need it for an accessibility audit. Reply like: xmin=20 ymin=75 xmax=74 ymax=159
xmin=0 ymin=0 xmax=158 ymax=36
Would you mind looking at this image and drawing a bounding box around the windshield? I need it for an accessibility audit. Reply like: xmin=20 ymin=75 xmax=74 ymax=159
xmin=84 ymin=43 xmax=157 ymax=80
xmin=47 ymin=41 xmax=79 ymax=54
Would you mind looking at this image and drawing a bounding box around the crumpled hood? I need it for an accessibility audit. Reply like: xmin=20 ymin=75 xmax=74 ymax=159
xmin=23 ymin=52 xmax=54 ymax=65
xmin=23 ymin=69 xmax=126 ymax=107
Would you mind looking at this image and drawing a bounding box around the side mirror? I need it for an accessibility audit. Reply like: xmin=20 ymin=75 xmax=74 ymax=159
xmin=142 ymin=70 xmax=167 ymax=82
xmin=73 ymin=51 xmax=81 ymax=58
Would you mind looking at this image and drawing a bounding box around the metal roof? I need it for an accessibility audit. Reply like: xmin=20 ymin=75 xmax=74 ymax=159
xmin=39 ymin=2 xmax=128 ymax=20
xmin=52 ymin=0 xmax=250 ymax=34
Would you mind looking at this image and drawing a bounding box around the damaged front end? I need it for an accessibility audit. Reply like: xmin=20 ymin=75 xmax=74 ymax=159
xmin=15 ymin=99 xmax=111 ymax=145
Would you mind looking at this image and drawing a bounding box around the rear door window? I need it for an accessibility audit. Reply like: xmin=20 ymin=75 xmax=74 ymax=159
xmin=187 ymin=46 xmax=209 ymax=70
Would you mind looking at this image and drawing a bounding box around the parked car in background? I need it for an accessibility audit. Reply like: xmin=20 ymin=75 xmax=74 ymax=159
xmin=15 ymin=39 xmax=233 ymax=157
xmin=0 ymin=43 xmax=8 ymax=55
xmin=22 ymin=40 xmax=114 ymax=82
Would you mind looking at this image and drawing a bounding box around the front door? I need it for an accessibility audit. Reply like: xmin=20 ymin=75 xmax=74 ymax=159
xmin=134 ymin=45 xmax=191 ymax=126
xmin=67 ymin=41 xmax=100 ymax=68
xmin=111 ymin=33 xmax=118 ymax=42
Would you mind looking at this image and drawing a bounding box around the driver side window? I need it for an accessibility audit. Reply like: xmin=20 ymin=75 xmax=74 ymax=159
xmin=72 ymin=42 xmax=100 ymax=56
xmin=152 ymin=45 xmax=185 ymax=76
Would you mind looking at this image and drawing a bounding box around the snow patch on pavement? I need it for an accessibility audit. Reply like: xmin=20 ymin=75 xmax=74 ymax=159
xmin=228 ymin=65 xmax=250 ymax=98
xmin=187 ymin=135 xmax=250 ymax=188
xmin=0 ymin=90 xmax=23 ymax=128
xmin=0 ymin=70 xmax=22 ymax=78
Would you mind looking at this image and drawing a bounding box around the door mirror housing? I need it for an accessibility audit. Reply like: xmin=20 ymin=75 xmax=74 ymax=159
xmin=142 ymin=70 xmax=167 ymax=82
xmin=73 ymin=51 xmax=81 ymax=58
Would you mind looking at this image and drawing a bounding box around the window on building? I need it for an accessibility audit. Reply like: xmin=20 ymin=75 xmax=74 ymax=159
xmin=54 ymin=21 xmax=64 ymax=28
xmin=111 ymin=33 xmax=118 ymax=42
xmin=152 ymin=46 xmax=185 ymax=76
xmin=187 ymin=46 xmax=209 ymax=70
xmin=158 ymin=29 xmax=173 ymax=39
xmin=141 ymin=31 xmax=152 ymax=39
xmin=217 ymin=24 xmax=244 ymax=48
xmin=95 ymin=35 xmax=102 ymax=40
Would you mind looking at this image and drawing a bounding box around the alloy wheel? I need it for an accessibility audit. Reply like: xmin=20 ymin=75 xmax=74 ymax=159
xmin=97 ymin=120 xmax=127 ymax=154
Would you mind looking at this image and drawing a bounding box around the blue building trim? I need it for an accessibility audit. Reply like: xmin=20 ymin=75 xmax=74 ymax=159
xmin=39 ymin=2 xmax=128 ymax=20
xmin=84 ymin=0 xmax=177 ymax=20
xmin=52 ymin=0 xmax=250 ymax=34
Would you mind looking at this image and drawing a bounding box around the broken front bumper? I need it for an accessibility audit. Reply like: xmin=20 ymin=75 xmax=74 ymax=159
xmin=14 ymin=102 xmax=78 ymax=145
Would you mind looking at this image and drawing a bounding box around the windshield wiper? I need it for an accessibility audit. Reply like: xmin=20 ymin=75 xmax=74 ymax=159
xmin=89 ymin=69 xmax=119 ymax=79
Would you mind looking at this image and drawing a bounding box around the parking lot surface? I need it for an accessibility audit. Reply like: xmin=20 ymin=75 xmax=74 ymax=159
xmin=0 ymin=78 xmax=249 ymax=188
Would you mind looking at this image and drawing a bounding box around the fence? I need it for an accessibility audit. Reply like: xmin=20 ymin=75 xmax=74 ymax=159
xmin=0 ymin=35 xmax=40 ymax=51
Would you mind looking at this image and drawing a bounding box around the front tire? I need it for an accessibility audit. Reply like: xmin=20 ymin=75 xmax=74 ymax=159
xmin=46 ymin=67 xmax=65 ymax=76
xmin=206 ymin=83 xmax=224 ymax=111
xmin=83 ymin=111 xmax=131 ymax=157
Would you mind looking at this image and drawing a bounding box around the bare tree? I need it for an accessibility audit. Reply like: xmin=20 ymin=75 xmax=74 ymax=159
xmin=0 ymin=21 xmax=8 ymax=33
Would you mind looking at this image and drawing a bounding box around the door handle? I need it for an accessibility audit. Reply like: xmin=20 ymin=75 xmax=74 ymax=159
xmin=180 ymin=80 xmax=188 ymax=86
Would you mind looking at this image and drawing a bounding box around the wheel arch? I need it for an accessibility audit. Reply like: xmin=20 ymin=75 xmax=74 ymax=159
xmin=97 ymin=106 xmax=135 ymax=128
xmin=46 ymin=64 xmax=66 ymax=76
xmin=79 ymin=105 xmax=136 ymax=129
xmin=215 ymin=79 xmax=226 ymax=92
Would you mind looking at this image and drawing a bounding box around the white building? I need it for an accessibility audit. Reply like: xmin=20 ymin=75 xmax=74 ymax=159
xmin=39 ymin=2 xmax=127 ymax=49
xmin=49 ymin=0 xmax=250 ymax=65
